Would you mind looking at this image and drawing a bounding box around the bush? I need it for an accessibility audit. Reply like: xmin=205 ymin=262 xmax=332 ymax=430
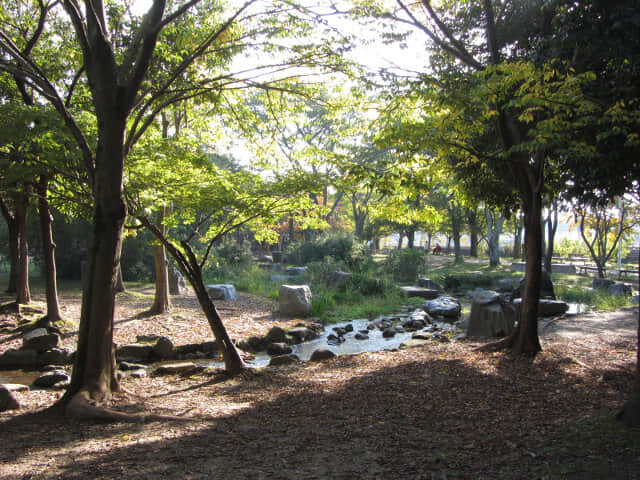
xmin=215 ymin=239 xmax=253 ymax=269
xmin=384 ymin=248 xmax=427 ymax=283
xmin=285 ymin=233 xmax=371 ymax=269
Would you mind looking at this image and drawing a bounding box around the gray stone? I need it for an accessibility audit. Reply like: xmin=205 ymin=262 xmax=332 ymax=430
xmin=400 ymin=287 xmax=441 ymax=300
xmin=169 ymin=268 xmax=187 ymax=295
xmin=400 ymin=338 xmax=429 ymax=349
xmin=467 ymin=293 xmax=517 ymax=338
xmin=270 ymin=274 xmax=292 ymax=283
xmin=206 ymin=284 xmax=238 ymax=301
xmin=279 ymin=285 xmax=312 ymax=317
xmin=632 ymin=295 xmax=639 ymax=306
xmin=423 ymin=296 xmax=461 ymax=318
xmin=417 ymin=278 xmax=443 ymax=291
xmin=37 ymin=347 xmax=73 ymax=368
xmin=266 ymin=342 xmax=292 ymax=356
xmin=0 ymin=386 xmax=20 ymax=411
xmin=495 ymin=279 xmax=515 ymax=293
xmin=412 ymin=331 xmax=431 ymax=340
xmin=327 ymin=270 xmax=351 ymax=289
xmin=152 ymin=336 xmax=175 ymax=359
xmin=382 ymin=328 xmax=396 ymax=338
xmin=0 ymin=348 xmax=37 ymax=369
xmin=537 ymin=299 xmax=570 ymax=317
xmin=1 ymin=383 xmax=28 ymax=392
xmin=309 ymin=349 xmax=336 ymax=362
xmin=265 ymin=326 xmax=287 ymax=344
xmin=268 ymin=354 xmax=300 ymax=366
xmin=551 ymin=264 xmax=578 ymax=274
xmin=23 ymin=329 xmax=59 ymax=353
xmin=116 ymin=343 xmax=154 ymax=362
xmin=593 ymin=278 xmax=615 ymax=290
xmin=118 ymin=361 xmax=149 ymax=371
xmin=32 ymin=370 xmax=70 ymax=388
xmin=354 ymin=332 xmax=369 ymax=340
xmin=609 ymin=283 xmax=632 ymax=297
xmin=128 ymin=369 xmax=148 ymax=378
xmin=259 ymin=255 xmax=274 ymax=263
xmin=285 ymin=266 xmax=308 ymax=276
xmin=287 ymin=326 xmax=318 ymax=343
xmin=513 ymin=269 xmax=556 ymax=299
xmin=153 ymin=362 xmax=203 ymax=376
xmin=402 ymin=318 xmax=427 ymax=331
xmin=174 ymin=341 xmax=218 ymax=357
xmin=513 ymin=298 xmax=569 ymax=317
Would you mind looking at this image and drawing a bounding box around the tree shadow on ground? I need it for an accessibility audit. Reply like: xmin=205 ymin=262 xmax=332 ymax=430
xmin=2 ymin=346 xmax=639 ymax=480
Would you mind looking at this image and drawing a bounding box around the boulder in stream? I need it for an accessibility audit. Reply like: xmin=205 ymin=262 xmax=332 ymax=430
xmin=279 ymin=285 xmax=312 ymax=317
xmin=423 ymin=296 xmax=461 ymax=319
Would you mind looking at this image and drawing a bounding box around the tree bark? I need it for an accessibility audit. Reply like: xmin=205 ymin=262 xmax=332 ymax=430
xmin=36 ymin=177 xmax=62 ymax=322
xmin=512 ymin=193 xmax=543 ymax=355
xmin=15 ymin=188 xmax=31 ymax=304
xmin=487 ymin=209 xmax=504 ymax=268
xmin=0 ymin=198 xmax=18 ymax=294
xmin=149 ymin=205 xmax=171 ymax=314
xmin=543 ymin=202 xmax=558 ymax=273
xmin=468 ymin=210 xmax=479 ymax=257
xmin=61 ymin=121 xmax=127 ymax=407
xmin=513 ymin=213 xmax=523 ymax=259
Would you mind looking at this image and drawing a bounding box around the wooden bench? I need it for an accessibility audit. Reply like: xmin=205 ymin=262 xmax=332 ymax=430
xmin=615 ymin=269 xmax=638 ymax=280
xmin=576 ymin=265 xmax=603 ymax=276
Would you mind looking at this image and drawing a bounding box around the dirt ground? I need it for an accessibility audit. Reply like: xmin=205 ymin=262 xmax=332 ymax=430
xmin=1 ymin=286 xmax=639 ymax=480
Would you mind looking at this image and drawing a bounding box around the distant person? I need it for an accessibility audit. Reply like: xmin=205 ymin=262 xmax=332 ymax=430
xmin=432 ymin=244 xmax=442 ymax=255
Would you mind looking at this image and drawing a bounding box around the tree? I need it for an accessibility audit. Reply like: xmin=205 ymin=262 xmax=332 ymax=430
xmin=1 ymin=0 xmax=346 ymax=416
xmin=571 ymin=202 xmax=638 ymax=279
xmin=127 ymin=135 xmax=321 ymax=373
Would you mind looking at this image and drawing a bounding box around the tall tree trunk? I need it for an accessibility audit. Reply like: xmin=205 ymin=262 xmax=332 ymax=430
xmin=512 ymin=193 xmax=543 ymax=355
xmin=15 ymin=188 xmax=31 ymax=304
xmin=149 ymin=205 xmax=171 ymax=314
xmin=0 ymin=199 xmax=18 ymax=294
xmin=407 ymin=230 xmax=415 ymax=249
xmin=513 ymin=213 xmax=523 ymax=259
xmin=468 ymin=210 xmax=479 ymax=257
xmin=449 ymin=204 xmax=463 ymax=263
xmin=61 ymin=125 xmax=127 ymax=407
xmin=543 ymin=202 xmax=559 ymax=273
xmin=114 ymin=265 xmax=126 ymax=293
xmin=487 ymin=209 xmax=504 ymax=268
xmin=36 ymin=177 xmax=62 ymax=322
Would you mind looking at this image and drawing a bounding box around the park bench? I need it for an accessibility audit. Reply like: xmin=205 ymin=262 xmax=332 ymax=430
xmin=576 ymin=265 xmax=603 ymax=276
xmin=614 ymin=268 xmax=638 ymax=280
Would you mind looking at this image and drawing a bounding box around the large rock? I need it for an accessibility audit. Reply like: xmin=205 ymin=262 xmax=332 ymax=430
xmin=467 ymin=290 xmax=516 ymax=338
xmin=37 ymin=347 xmax=73 ymax=368
xmin=152 ymin=362 xmax=203 ymax=376
xmin=206 ymin=284 xmax=238 ymax=301
xmin=116 ymin=343 xmax=154 ymax=362
xmin=495 ymin=279 xmax=515 ymax=293
xmin=423 ymin=296 xmax=461 ymax=319
xmin=32 ymin=370 xmax=70 ymax=388
xmin=513 ymin=269 xmax=556 ymax=299
xmin=265 ymin=326 xmax=287 ymax=344
xmin=609 ymin=283 xmax=632 ymax=297
xmin=0 ymin=386 xmax=20 ymax=412
xmin=309 ymin=349 xmax=336 ymax=362
xmin=0 ymin=348 xmax=37 ymax=369
xmin=327 ymin=270 xmax=351 ymax=289
xmin=152 ymin=336 xmax=175 ymax=359
xmin=169 ymin=268 xmax=187 ymax=295
xmin=266 ymin=342 xmax=293 ymax=356
xmin=287 ymin=326 xmax=319 ymax=343
xmin=513 ymin=298 xmax=569 ymax=317
xmin=23 ymin=328 xmax=59 ymax=353
xmin=279 ymin=285 xmax=312 ymax=317
xmin=593 ymin=278 xmax=615 ymax=290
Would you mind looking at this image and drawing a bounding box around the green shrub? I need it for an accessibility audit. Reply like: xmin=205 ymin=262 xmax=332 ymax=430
xmin=285 ymin=233 xmax=372 ymax=269
xmin=215 ymin=239 xmax=253 ymax=268
xmin=384 ymin=248 xmax=427 ymax=283
xmin=555 ymin=285 xmax=632 ymax=311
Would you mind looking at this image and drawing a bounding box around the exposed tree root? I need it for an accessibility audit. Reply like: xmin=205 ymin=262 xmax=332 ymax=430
xmin=475 ymin=334 xmax=515 ymax=352
xmin=64 ymin=390 xmax=195 ymax=424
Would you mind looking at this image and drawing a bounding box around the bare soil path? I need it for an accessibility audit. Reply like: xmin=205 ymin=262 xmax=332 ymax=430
xmin=1 ymin=287 xmax=639 ymax=480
